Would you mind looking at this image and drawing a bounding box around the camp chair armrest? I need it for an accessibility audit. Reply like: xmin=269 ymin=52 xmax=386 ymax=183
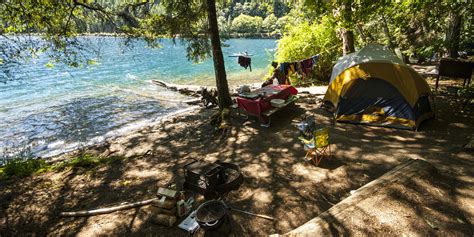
xmin=298 ymin=136 xmax=314 ymax=145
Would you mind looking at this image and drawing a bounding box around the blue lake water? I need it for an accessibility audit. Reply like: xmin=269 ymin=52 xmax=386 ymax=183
xmin=0 ymin=37 xmax=276 ymax=160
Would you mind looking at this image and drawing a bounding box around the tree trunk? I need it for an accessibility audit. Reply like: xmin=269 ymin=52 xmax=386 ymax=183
xmin=273 ymin=0 xmax=278 ymax=16
xmin=206 ymin=0 xmax=232 ymax=110
xmin=356 ymin=24 xmax=367 ymax=44
xmin=381 ymin=15 xmax=395 ymax=50
xmin=445 ymin=12 xmax=462 ymax=58
xmin=342 ymin=29 xmax=355 ymax=55
xmin=341 ymin=1 xmax=355 ymax=55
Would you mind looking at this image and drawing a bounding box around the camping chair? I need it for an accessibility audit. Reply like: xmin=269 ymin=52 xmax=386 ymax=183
xmin=299 ymin=127 xmax=331 ymax=166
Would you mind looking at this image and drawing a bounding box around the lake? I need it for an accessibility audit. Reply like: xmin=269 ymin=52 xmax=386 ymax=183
xmin=0 ymin=37 xmax=276 ymax=161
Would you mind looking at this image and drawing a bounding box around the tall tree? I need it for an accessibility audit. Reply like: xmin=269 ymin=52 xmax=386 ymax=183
xmin=445 ymin=11 xmax=462 ymax=58
xmin=303 ymin=0 xmax=359 ymax=55
xmin=340 ymin=0 xmax=354 ymax=55
xmin=206 ymin=0 xmax=233 ymax=109
xmin=380 ymin=14 xmax=395 ymax=50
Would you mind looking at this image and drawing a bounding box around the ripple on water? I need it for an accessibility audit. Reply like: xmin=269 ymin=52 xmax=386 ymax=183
xmin=0 ymin=38 xmax=276 ymax=161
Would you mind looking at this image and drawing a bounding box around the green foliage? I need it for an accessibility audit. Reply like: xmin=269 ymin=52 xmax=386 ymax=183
xmin=231 ymin=14 xmax=263 ymax=33
xmin=458 ymin=85 xmax=474 ymax=98
xmin=221 ymin=1 xmax=285 ymax=19
xmin=0 ymin=154 xmax=124 ymax=180
xmin=272 ymin=0 xmax=291 ymax=18
xmin=271 ymin=3 xmax=311 ymax=36
xmin=262 ymin=14 xmax=278 ymax=33
xmin=275 ymin=16 xmax=289 ymax=35
xmin=276 ymin=16 xmax=341 ymax=82
xmin=68 ymin=154 xmax=104 ymax=168
xmin=217 ymin=15 xmax=231 ymax=34
xmin=1 ymin=158 xmax=50 ymax=178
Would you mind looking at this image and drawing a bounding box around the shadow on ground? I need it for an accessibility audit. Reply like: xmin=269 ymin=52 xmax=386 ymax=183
xmin=0 ymin=79 xmax=472 ymax=236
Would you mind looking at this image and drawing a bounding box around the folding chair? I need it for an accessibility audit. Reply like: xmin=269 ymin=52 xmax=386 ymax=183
xmin=299 ymin=127 xmax=331 ymax=166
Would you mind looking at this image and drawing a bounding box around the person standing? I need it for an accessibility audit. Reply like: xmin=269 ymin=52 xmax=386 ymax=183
xmin=262 ymin=62 xmax=288 ymax=87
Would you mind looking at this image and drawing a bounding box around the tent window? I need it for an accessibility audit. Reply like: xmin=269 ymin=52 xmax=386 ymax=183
xmin=343 ymin=78 xmax=401 ymax=99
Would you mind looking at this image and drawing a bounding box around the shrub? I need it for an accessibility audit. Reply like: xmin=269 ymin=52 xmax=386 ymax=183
xmin=274 ymin=15 xmax=289 ymax=35
xmin=1 ymin=158 xmax=50 ymax=178
xmin=231 ymin=14 xmax=263 ymax=33
xmin=275 ymin=16 xmax=341 ymax=83
xmin=262 ymin=14 xmax=278 ymax=33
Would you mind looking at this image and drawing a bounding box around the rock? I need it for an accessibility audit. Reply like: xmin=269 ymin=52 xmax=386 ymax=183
xmin=151 ymin=198 xmax=177 ymax=209
xmin=150 ymin=205 xmax=177 ymax=216
xmin=150 ymin=214 xmax=177 ymax=227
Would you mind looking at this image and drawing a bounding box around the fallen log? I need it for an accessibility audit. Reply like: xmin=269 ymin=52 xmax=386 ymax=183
xmin=60 ymin=198 xmax=159 ymax=217
xmin=183 ymin=98 xmax=201 ymax=105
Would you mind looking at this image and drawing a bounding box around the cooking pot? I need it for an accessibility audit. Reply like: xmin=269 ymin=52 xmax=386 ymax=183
xmin=195 ymin=200 xmax=228 ymax=230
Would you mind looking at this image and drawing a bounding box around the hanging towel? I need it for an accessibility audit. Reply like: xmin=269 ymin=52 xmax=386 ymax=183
xmin=288 ymin=63 xmax=296 ymax=76
xmin=280 ymin=62 xmax=289 ymax=75
xmin=297 ymin=61 xmax=305 ymax=80
xmin=238 ymin=56 xmax=252 ymax=71
xmin=301 ymin=58 xmax=314 ymax=75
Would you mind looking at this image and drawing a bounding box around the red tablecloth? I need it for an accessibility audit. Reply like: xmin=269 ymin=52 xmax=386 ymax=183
xmin=236 ymin=85 xmax=298 ymax=121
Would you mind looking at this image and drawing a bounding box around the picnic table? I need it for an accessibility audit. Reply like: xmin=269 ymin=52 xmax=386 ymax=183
xmin=435 ymin=58 xmax=474 ymax=90
xmin=236 ymin=85 xmax=298 ymax=125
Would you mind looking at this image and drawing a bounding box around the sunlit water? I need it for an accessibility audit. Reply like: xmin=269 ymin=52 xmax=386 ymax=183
xmin=0 ymin=37 xmax=276 ymax=161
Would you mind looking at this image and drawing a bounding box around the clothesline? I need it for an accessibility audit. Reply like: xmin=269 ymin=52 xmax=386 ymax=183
xmin=281 ymin=54 xmax=320 ymax=64
xmin=278 ymin=54 xmax=320 ymax=81
xmin=228 ymin=54 xmax=254 ymax=57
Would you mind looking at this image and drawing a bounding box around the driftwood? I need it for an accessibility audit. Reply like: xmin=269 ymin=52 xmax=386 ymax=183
xmin=229 ymin=207 xmax=275 ymax=221
xmin=152 ymin=80 xmax=222 ymax=108
xmin=152 ymin=80 xmax=207 ymax=97
xmin=60 ymin=198 xmax=159 ymax=217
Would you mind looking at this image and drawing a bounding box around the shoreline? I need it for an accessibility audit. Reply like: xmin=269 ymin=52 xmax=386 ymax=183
xmin=40 ymin=82 xmax=324 ymax=163
xmin=0 ymin=104 xmax=201 ymax=166
xmin=1 ymin=78 xmax=323 ymax=165
xmin=41 ymin=80 xmax=266 ymax=162
xmin=44 ymin=105 xmax=201 ymax=163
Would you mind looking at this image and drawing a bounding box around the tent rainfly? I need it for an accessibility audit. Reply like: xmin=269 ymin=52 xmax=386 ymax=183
xmin=323 ymin=44 xmax=434 ymax=130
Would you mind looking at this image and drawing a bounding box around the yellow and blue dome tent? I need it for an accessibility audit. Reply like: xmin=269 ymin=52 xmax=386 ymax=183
xmin=323 ymin=44 xmax=434 ymax=130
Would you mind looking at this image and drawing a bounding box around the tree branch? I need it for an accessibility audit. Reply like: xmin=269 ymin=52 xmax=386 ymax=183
xmin=73 ymin=0 xmax=108 ymax=14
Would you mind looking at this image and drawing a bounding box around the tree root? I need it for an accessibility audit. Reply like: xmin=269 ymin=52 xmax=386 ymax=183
xmin=210 ymin=108 xmax=231 ymax=139
xmin=201 ymin=88 xmax=218 ymax=108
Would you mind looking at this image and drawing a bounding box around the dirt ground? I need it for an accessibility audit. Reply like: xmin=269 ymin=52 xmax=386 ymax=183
xmin=0 ymin=77 xmax=472 ymax=236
